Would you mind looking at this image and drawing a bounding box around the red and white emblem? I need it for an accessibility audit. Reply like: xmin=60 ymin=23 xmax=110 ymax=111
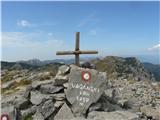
xmin=1 ymin=114 xmax=9 ymax=120
xmin=81 ymin=71 xmax=91 ymax=82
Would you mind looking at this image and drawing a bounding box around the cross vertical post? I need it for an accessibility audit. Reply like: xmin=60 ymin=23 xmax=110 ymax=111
xmin=75 ymin=32 xmax=80 ymax=66
xmin=56 ymin=32 xmax=98 ymax=66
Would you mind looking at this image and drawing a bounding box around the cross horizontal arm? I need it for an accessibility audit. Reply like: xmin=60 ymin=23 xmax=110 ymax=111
xmin=79 ymin=50 xmax=98 ymax=54
xmin=56 ymin=51 xmax=75 ymax=55
xmin=56 ymin=50 xmax=98 ymax=55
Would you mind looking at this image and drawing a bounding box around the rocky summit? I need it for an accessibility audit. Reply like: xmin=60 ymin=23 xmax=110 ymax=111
xmin=1 ymin=57 xmax=160 ymax=120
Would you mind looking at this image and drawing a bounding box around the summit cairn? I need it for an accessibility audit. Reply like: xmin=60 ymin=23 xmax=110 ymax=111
xmin=56 ymin=32 xmax=106 ymax=116
xmin=65 ymin=65 xmax=107 ymax=116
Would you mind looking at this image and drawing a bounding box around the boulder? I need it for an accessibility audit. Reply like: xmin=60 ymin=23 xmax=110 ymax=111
xmin=2 ymin=93 xmax=30 ymax=110
xmin=13 ymin=96 xmax=30 ymax=110
xmin=21 ymin=105 xmax=37 ymax=118
xmin=88 ymin=103 xmax=102 ymax=112
xmin=40 ymin=84 xmax=63 ymax=94
xmin=98 ymin=93 xmax=123 ymax=112
xmin=52 ymin=93 xmax=65 ymax=101
xmin=30 ymin=90 xmax=48 ymax=105
xmin=66 ymin=65 xmax=107 ymax=116
xmin=63 ymin=82 xmax=69 ymax=88
xmin=58 ymin=65 xmax=70 ymax=75
xmin=32 ymin=111 xmax=44 ymax=120
xmin=32 ymin=79 xmax=55 ymax=89
xmin=54 ymin=101 xmax=64 ymax=108
xmin=22 ymin=85 xmax=32 ymax=99
xmin=54 ymin=75 xmax=69 ymax=86
xmin=39 ymin=100 xmax=56 ymax=119
xmin=54 ymin=65 xmax=70 ymax=86
xmin=54 ymin=103 xmax=74 ymax=120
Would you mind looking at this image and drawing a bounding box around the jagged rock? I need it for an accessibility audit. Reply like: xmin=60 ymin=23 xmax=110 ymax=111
xmin=22 ymin=85 xmax=32 ymax=99
xmin=54 ymin=65 xmax=70 ymax=85
xmin=21 ymin=105 xmax=37 ymax=118
xmin=54 ymin=103 xmax=74 ymax=120
xmin=123 ymin=98 xmax=140 ymax=111
xmin=32 ymin=79 xmax=55 ymax=89
xmin=54 ymin=101 xmax=64 ymax=108
xmin=89 ymin=103 xmax=102 ymax=112
xmin=52 ymin=93 xmax=65 ymax=101
xmin=40 ymin=84 xmax=63 ymax=94
xmin=66 ymin=65 xmax=107 ymax=116
xmin=140 ymin=105 xmax=160 ymax=120
xmin=39 ymin=100 xmax=56 ymax=119
xmin=102 ymin=101 xmax=123 ymax=112
xmin=14 ymin=96 xmax=30 ymax=110
xmin=96 ymin=94 xmax=123 ymax=112
xmin=30 ymin=90 xmax=48 ymax=105
xmin=32 ymin=111 xmax=44 ymax=120
xmin=1 ymin=95 xmax=16 ymax=108
xmin=63 ymin=82 xmax=69 ymax=88
xmin=88 ymin=111 xmax=139 ymax=120
xmin=58 ymin=65 xmax=70 ymax=75
xmin=54 ymin=75 xmax=69 ymax=86
xmin=2 ymin=93 xmax=30 ymax=110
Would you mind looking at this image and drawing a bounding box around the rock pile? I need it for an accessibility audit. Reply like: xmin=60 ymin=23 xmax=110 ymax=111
xmin=1 ymin=65 xmax=160 ymax=120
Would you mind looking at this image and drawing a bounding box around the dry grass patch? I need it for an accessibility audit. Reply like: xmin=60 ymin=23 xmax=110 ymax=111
xmin=2 ymin=79 xmax=32 ymax=95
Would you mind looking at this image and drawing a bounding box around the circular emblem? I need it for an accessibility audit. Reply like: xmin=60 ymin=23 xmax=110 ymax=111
xmin=1 ymin=114 xmax=9 ymax=120
xmin=81 ymin=71 xmax=91 ymax=82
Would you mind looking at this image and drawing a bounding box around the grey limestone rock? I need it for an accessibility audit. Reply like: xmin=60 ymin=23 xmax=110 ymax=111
xmin=32 ymin=111 xmax=45 ymax=120
xmin=30 ymin=90 xmax=48 ymax=105
xmin=21 ymin=105 xmax=37 ymax=118
xmin=32 ymin=79 xmax=55 ymax=89
xmin=66 ymin=65 xmax=107 ymax=116
xmin=54 ymin=65 xmax=70 ymax=86
xmin=40 ymin=84 xmax=63 ymax=94
xmin=58 ymin=65 xmax=70 ymax=75
xmin=39 ymin=99 xmax=56 ymax=119
xmin=54 ymin=103 xmax=74 ymax=120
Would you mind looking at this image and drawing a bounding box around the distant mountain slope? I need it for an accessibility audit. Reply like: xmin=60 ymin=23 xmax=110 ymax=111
xmin=143 ymin=63 xmax=160 ymax=81
xmin=1 ymin=61 xmax=62 ymax=71
xmin=1 ymin=61 xmax=38 ymax=70
xmin=17 ymin=58 xmax=74 ymax=66
xmin=17 ymin=59 xmax=43 ymax=66
xmin=91 ymin=56 xmax=155 ymax=81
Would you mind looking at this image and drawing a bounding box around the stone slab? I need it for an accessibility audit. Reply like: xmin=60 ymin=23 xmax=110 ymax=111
xmin=65 ymin=65 xmax=107 ymax=116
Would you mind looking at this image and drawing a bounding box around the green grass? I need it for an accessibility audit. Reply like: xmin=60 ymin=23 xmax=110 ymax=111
xmin=23 ymin=114 xmax=33 ymax=120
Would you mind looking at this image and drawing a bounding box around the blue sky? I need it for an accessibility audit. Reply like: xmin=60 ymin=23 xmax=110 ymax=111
xmin=1 ymin=1 xmax=160 ymax=63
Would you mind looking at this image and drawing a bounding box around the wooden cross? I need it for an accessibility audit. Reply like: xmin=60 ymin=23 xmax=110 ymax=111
xmin=56 ymin=32 xmax=98 ymax=66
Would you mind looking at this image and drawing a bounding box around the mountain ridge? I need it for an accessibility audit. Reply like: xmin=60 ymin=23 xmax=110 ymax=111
xmin=1 ymin=56 xmax=160 ymax=81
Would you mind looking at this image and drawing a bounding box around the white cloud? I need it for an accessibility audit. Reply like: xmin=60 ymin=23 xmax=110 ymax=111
xmin=78 ymin=13 xmax=96 ymax=27
xmin=48 ymin=33 xmax=53 ymax=36
xmin=2 ymin=32 xmax=69 ymax=61
xmin=17 ymin=20 xmax=31 ymax=27
xmin=148 ymin=44 xmax=160 ymax=51
xmin=89 ymin=30 xmax=97 ymax=35
xmin=17 ymin=20 xmax=56 ymax=28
